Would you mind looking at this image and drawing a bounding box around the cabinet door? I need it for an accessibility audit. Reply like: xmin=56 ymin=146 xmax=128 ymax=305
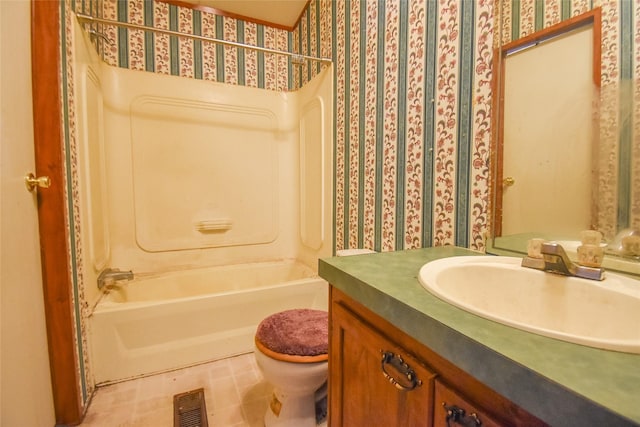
xmin=434 ymin=380 xmax=503 ymax=427
xmin=330 ymin=303 xmax=436 ymax=427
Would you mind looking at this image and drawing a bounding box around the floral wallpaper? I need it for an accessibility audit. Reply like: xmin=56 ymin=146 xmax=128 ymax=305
xmin=76 ymin=0 xmax=329 ymax=90
xmin=333 ymin=0 xmax=493 ymax=252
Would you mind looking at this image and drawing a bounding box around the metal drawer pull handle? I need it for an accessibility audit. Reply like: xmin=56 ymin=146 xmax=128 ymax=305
xmin=380 ymin=350 xmax=422 ymax=391
xmin=443 ymin=403 xmax=482 ymax=427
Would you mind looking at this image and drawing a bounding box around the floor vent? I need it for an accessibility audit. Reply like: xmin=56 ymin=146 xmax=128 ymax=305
xmin=173 ymin=388 xmax=209 ymax=427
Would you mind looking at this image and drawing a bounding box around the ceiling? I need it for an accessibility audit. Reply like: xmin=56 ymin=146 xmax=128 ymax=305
xmin=178 ymin=0 xmax=308 ymax=29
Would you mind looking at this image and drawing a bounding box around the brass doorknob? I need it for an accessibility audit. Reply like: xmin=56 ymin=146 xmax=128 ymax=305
xmin=25 ymin=173 xmax=51 ymax=192
xmin=503 ymin=176 xmax=515 ymax=187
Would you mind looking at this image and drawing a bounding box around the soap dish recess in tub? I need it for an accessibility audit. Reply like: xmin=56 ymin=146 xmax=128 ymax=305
xmin=195 ymin=218 xmax=233 ymax=232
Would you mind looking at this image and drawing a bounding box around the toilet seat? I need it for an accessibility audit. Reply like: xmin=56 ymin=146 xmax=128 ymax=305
xmin=255 ymin=309 xmax=328 ymax=363
xmin=255 ymin=339 xmax=328 ymax=363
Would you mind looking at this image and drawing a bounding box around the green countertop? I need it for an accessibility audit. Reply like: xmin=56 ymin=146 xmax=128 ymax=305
xmin=319 ymin=246 xmax=640 ymax=427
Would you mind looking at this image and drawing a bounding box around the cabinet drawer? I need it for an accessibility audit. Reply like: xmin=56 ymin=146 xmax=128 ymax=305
xmin=434 ymin=380 xmax=503 ymax=427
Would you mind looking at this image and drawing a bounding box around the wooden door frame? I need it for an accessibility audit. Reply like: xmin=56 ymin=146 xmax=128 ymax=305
xmin=31 ymin=1 xmax=83 ymax=424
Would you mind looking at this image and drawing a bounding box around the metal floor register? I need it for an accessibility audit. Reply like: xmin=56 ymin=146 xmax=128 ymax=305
xmin=173 ymin=388 xmax=208 ymax=427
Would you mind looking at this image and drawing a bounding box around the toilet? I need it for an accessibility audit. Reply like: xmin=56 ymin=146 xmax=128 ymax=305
xmin=254 ymin=251 xmax=376 ymax=426
xmin=254 ymin=308 xmax=328 ymax=427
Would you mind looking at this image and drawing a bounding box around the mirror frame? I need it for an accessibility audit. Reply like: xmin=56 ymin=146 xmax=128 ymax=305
xmin=491 ymin=8 xmax=602 ymax=238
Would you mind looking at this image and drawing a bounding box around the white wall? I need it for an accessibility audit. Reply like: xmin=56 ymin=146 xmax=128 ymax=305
xmin=0 ymin=0 xmax=56 ymax=425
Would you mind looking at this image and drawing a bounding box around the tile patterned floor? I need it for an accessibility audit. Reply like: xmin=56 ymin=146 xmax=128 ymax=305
xmin=80 ymin=353 xmax=271 ymax=427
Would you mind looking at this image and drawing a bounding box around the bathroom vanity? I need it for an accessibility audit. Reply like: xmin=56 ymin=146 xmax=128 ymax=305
xmin=319 ymin=247 xmax=640 ymax=426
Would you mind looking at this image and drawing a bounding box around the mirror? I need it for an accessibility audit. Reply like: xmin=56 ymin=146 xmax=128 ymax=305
xmin=489 ymin=7 xmax=640 ymax=274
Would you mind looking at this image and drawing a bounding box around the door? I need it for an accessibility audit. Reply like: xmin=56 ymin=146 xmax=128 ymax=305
xmin=0 ymin=0 xmax=55 ymax=425
xmin=499 ymin=20 xmax=596 ymax=237
xmin=30 ymin=0 xmax=84 ymax=424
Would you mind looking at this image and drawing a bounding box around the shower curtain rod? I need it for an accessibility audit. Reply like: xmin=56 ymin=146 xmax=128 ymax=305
xmin=76 ymin=13 xmax=333 ymax=65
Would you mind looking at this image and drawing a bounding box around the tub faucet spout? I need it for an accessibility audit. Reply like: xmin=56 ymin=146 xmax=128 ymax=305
xmin=98 ymin=268 xmax=134 ymax=289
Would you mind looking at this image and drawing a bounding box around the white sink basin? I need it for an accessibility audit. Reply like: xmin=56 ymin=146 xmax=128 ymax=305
xmin=418 ymin=256 xmax=640 ymax=353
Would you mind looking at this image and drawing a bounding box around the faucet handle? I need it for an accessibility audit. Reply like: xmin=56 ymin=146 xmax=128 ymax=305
xmin=621 ymin=235 xmax=640 ymax=257
xmin=527 ymin=238 xmax=545 ymax=259
xmin=577 ymin=244 xmax=605 ymax=267
xmin=580 ymin=230 xmax=603 ymax=245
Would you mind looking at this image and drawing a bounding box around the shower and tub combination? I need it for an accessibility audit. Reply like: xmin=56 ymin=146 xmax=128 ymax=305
xmin=92 ymin=261 xmax=327 ymax=383
xmin=72 ymin=17 xmax=333 ymax=384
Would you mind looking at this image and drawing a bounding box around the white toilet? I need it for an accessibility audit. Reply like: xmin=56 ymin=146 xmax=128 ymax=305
xmin=254 ymin=309 xmax=328 ymax=427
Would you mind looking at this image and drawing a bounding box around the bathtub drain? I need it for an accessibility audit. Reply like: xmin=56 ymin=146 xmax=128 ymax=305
xmin=173 ymin=388 xmax=208 ymax=427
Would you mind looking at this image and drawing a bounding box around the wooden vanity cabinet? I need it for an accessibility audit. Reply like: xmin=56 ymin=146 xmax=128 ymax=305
xmin=330 ymin=298 xmax=436 ymax=426
xmin=329 ymin=287 xmax=548 ymax=427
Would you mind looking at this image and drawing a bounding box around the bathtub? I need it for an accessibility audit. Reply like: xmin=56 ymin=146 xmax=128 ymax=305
xmin=89 ymin=260 xmax=328 ymax=384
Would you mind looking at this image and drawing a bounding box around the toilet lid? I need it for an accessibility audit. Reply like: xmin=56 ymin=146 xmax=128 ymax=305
xmin=255 ymin=309 xmax=328 ymax=363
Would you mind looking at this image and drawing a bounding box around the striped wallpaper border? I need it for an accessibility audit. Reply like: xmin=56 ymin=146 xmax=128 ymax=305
xmin=88 ymin=0 xmax=328 ymax=91
xmin=333 ymin=0 xmax=493 ymax=251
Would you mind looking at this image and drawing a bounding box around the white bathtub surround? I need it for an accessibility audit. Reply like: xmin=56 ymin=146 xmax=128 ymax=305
xmin=74 ymin=16 xmax=333 ymax=301
xmin=73 ymin=16 xmax=333 ymax=388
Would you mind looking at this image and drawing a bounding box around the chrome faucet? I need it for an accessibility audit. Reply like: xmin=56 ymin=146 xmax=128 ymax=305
xmin=97 ymin=268 xmax=134 ymax=289
xmin=522 ymin=242 xmax=605 ymax=281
